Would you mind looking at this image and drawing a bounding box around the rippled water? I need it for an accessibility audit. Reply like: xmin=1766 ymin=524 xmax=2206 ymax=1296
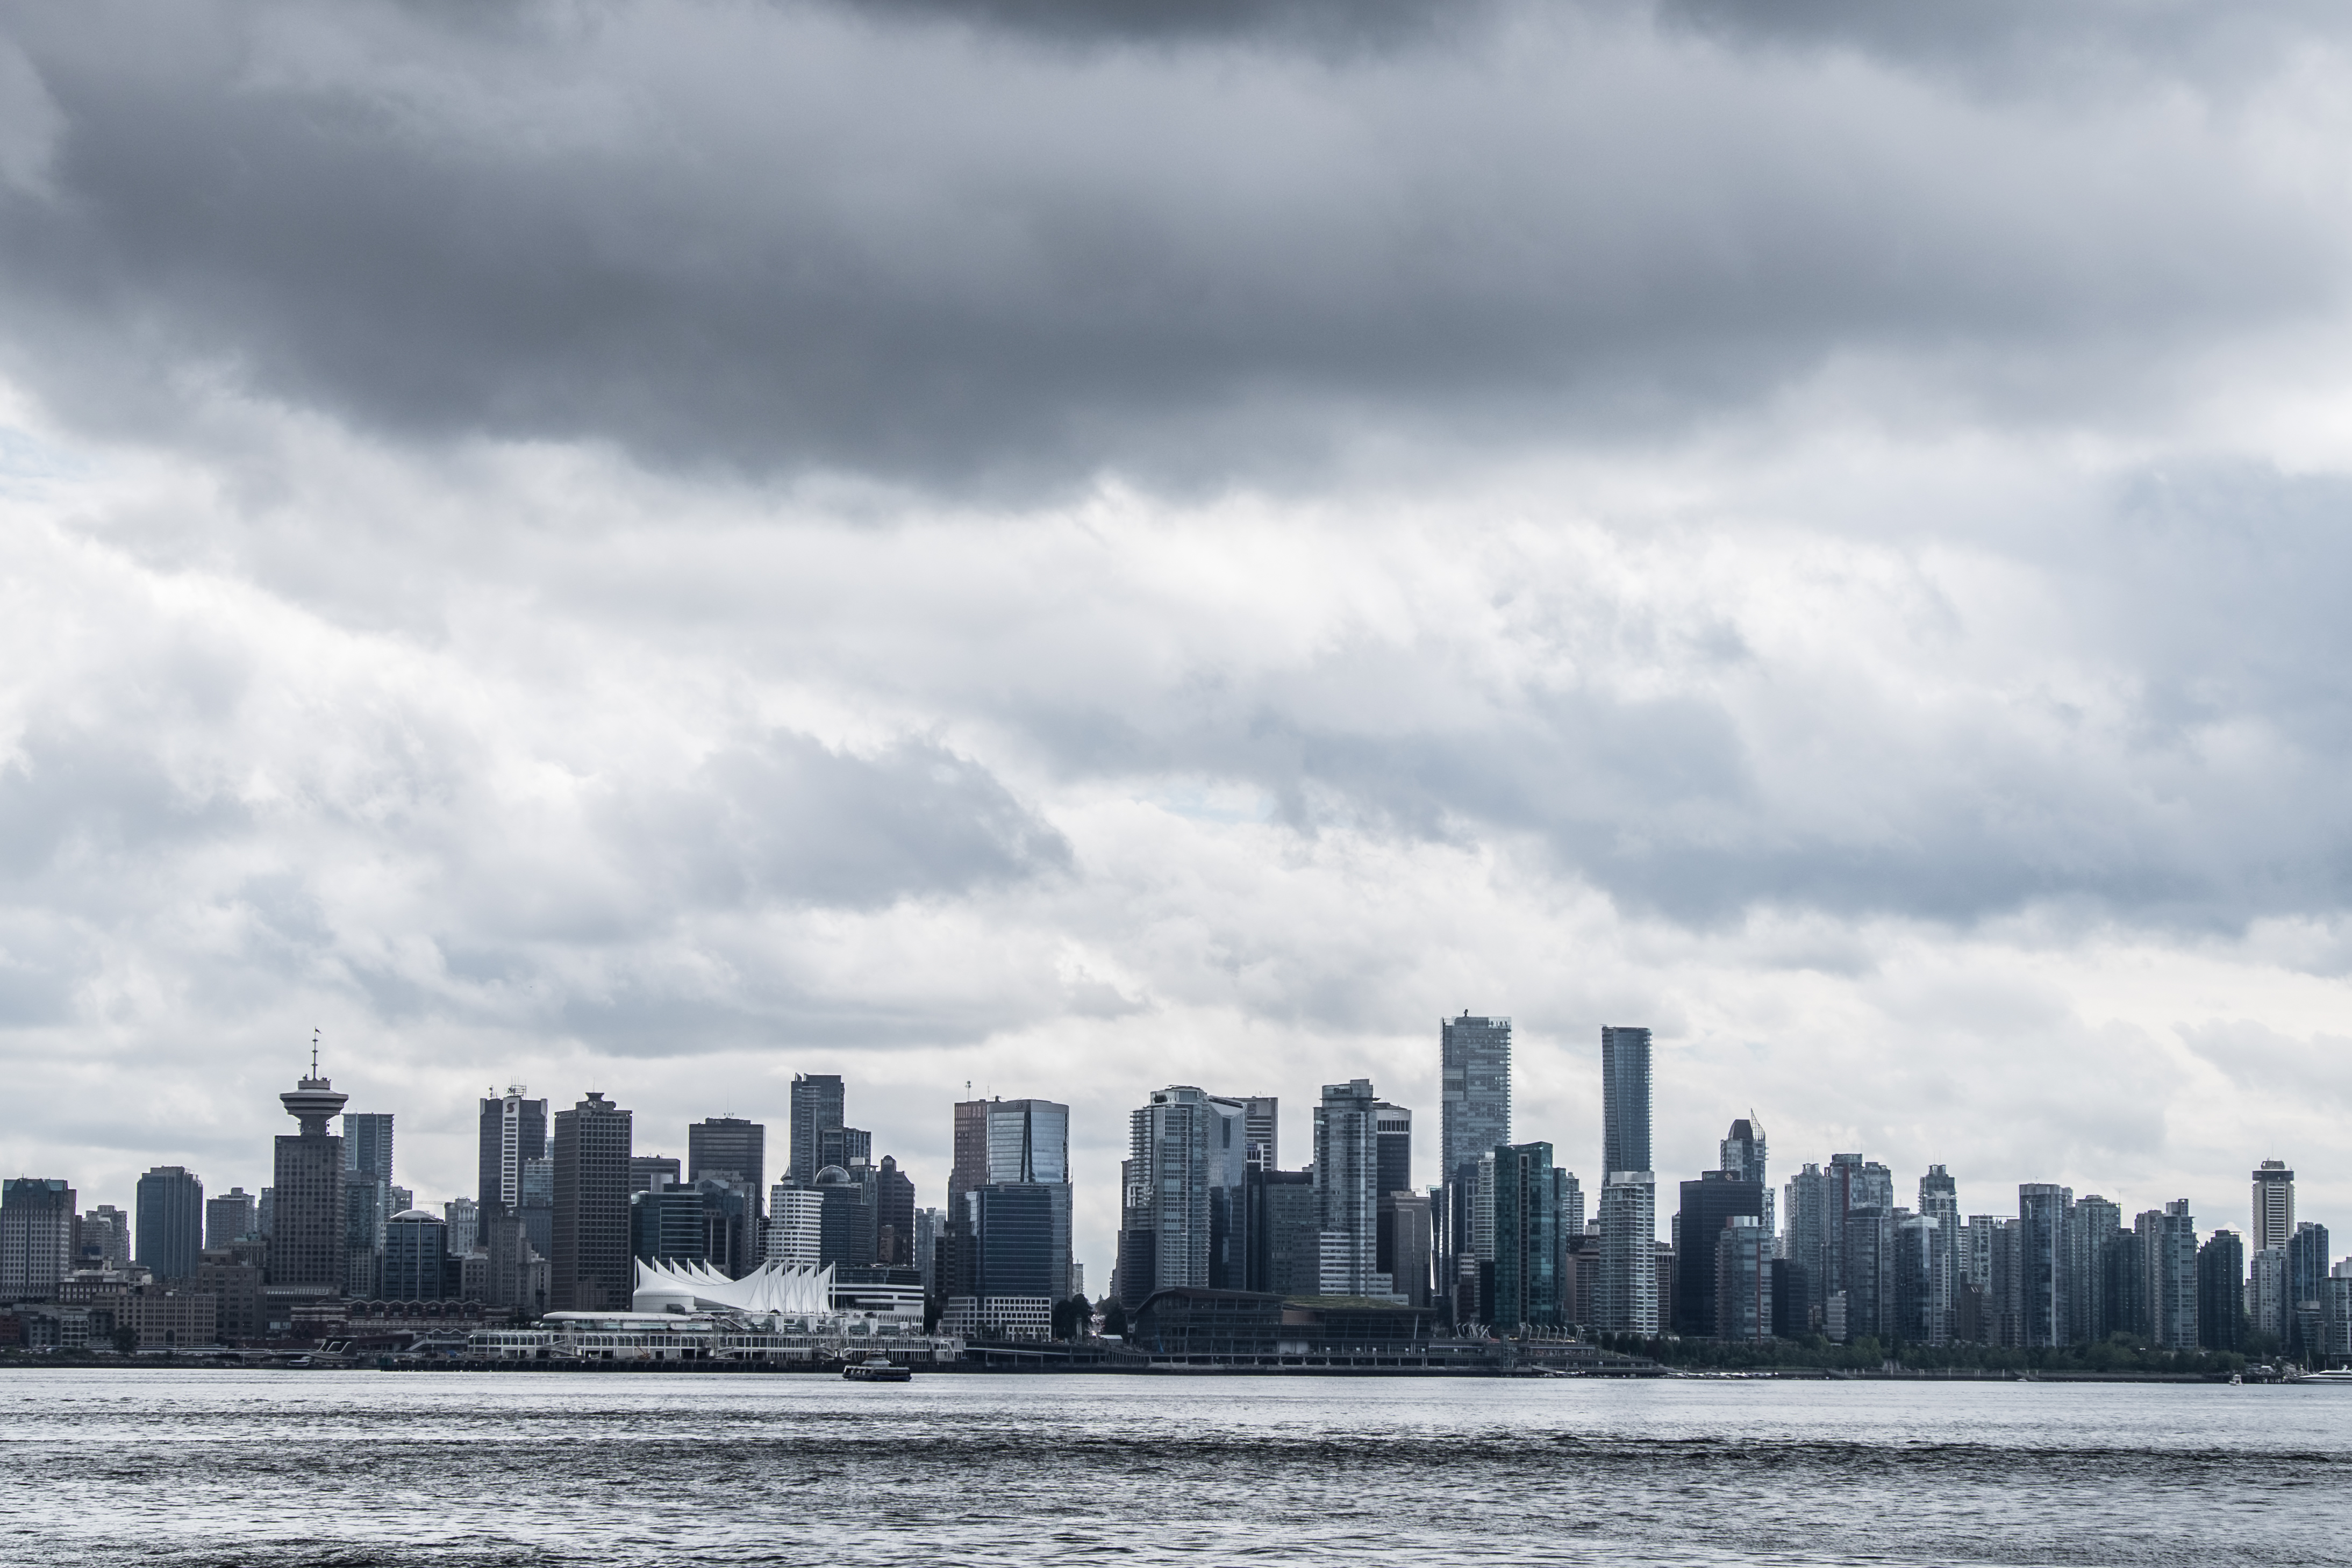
xmin=4 ymin=1367 xmax=2349 ymax=1565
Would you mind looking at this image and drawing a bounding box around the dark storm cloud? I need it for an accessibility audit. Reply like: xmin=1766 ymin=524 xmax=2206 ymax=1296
xmin=0 ymin=0 xmax=2340 ymax=489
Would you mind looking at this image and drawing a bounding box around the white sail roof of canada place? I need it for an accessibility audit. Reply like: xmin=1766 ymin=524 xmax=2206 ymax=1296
xmin=632 ymin=1257 xmax=835 ymax=1316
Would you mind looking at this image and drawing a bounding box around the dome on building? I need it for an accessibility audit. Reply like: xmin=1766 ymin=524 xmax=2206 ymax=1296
xmin=389 ymin=1208 xmax=440 ymax=1223
xmin=814 ymin=1164 xmax=853 ymax=1185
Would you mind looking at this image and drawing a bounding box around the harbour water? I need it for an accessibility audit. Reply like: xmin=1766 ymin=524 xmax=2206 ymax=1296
xmin=5 ymin=1369 xmax=2349 ymax=1565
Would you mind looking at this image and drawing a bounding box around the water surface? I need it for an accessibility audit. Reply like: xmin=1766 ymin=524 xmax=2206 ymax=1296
xmin=4 ymin=1368 xmax=2346 ymax=1565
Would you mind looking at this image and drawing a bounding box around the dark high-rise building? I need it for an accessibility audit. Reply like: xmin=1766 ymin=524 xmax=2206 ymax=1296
xmin=134 ymin=1167 xmax=205 ymax=1282
xmin=2197 ymin=1229 xmax=2246 ymax=1352
xmin=1600 ymin=1026 xmax=1652 ymax=1178
xmin=1440 ymin=1014 xmax=1511 ymax=1188
xmin=0 ymin=1178 xmax=76 ymax=1301
xmin=875 ymin=1155 xmax=917 ymax=1269
xmin=382 ymin=1208 xmax=449 ymax=1301
xmin=688 ymin=1118 xmax=766 ymax=1225
xmin=205 ymin=1188 xmax=257 ymax=1250
xmin=815 ymin=1164 xmax=874 ymax=1272
xmin=551 ymin=1092 xmax=633 ymax=1312
xmin=631 ymin=1186 xmax=706 ymax=1265
xmin=269 ymin=1067 xmax=348 ymax=1295
xmin=790 ymin=1074 xmax=846 ymax=1186
xmin=1375 ymin=1102 xmax=1412 ymax=1197
xmin=1389 ymin=1190 xmax=1434 ymax=1309
xmin=976 ymin=1182 xmax=1061 ymax=1299
xmin=1243 ymin=1165 xmax=1319 ymax=1297
xmin=1841 ymin=1205 xmax=1892 ymax=1344
xmin=2287 ymin=1221 xmax=2331 ymax=1359
xmin=477 ymin=1087 xmax=549 ymax=1218
xmin=1674 ymin=1170 xmax=1764 ymax=1338
xmin=1490 ymin=1142 xmax=1562 ymax=1331
xmin=1374 ymin=1100 xmax=1412 ymax=1286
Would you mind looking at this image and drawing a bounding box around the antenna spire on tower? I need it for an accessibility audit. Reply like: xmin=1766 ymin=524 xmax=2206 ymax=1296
xmin=310 ymin=1027 xmax=320 ymax=1078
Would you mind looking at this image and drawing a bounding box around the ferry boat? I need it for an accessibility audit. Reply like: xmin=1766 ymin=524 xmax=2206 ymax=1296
xmin=842 ymin=1355 xmax=912 ymax=1383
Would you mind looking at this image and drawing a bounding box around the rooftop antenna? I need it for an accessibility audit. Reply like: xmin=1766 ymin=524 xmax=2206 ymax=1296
xmin=310 ymin=1028 xmax=320 ymax=1078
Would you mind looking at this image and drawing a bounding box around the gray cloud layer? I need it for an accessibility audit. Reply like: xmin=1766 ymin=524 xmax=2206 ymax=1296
xmin=1 ymin=1 xmax=2344 ymax=490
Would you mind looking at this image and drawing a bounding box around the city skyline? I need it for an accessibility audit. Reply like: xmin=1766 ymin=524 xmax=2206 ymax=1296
xmin=9 ymin=1026 xmax=2336 ymax=1309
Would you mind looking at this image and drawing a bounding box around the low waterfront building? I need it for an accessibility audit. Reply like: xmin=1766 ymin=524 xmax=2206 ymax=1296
xmin=1126 ymin=1288 xmax=1446 ymax=1364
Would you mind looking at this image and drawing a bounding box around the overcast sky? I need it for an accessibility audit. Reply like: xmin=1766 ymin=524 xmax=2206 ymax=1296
xmin=4 ymin=0 xmax=2350 ymax=1284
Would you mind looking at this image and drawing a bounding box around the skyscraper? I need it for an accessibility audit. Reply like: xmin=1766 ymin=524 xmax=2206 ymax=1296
xmin=205 ymin=1187 xmax=257 ymax=1250
xmin=1439 ymin=1013 xmax=1511 ymax=1185
xmin=0 ymin=1178 xmax=76 ymax=1301
xmin=1594 ymin=1171 xmax=1658 ymax=1334
xmin=1313 ymin=1079 xmax=1390 ymax=1299
xmin=2016 ymin=1183 xmax=2072 ymax=1349
xmin=2140 ymin=1201 xmax=2199 ymax=1351
xmin=1717 ymin=1216 xmax=1774 ymax=1342
xmin=874 ymin=1155 xmax=918 ymax=1269
xmin=1675 ymin=1169 xmax=1764 ymax=1338
xmin=81 ymin=1204 xmax=130 ymax=1268
xmin=1489 ymin=1142 xmax=1561 ymax=1331
xmin=2252 ymin=1160 xmax=2294 ymax=1253
xmin=1720 ymin=1116 xmax=1771 ymax=1238
xmin=134 ymin=1166 xmax=205 ymax=1283
xmin=2070 ymin=1194 xmax=2122 ymax=1343
xmin=957 ymin=1099 xmax=1073 ymax=1293
xmin=949 ymin=1097 xmax=991 ymax=1212
xmin=1117 ymin=1086 xmax=1249 ymax=1306
xmin=1240 ymin=1097 xmax=1279 ymax=1170
xmin=442 ymin=1197 xmax=479 ymax=1257
xmin=765 ymin=1182 xmax=823 ymax=1269
xmin=2197 ymin=1229 xmax=2246 ymax=1352
xmin=477 ymin=1087 xmax=549 ymax=1218
xmin=269 ymin=1065 xmax=348 ymax=1295
xmin=1600 ymin=1026 xmax=1652 ymax=1178
xmin=790 ymin=1074 xmax=846 ymax=1186
xmin=1918 ymin=1165 xmax=1960 ymax=1342
xmin=688 ymin=1117 xmax=766 ymax=1226
xmin=342 ymin=1112 xmax=394 ymax=1299
xmin=1374 ymin=1100 xmax=1413 ymax=1292
xmin=1783 ymin=1162 xmax=1830 ymax=1333
xmin=2287 ymin=1221 xmax=2330 ymax=1359
xmin=551 ymin=1091 xmax=633 ymax=1311
xmin=343 ymin=1113 xmax=394 ymax=1190
xmin=382 ymin=1207 xmax=448 ymax=1300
